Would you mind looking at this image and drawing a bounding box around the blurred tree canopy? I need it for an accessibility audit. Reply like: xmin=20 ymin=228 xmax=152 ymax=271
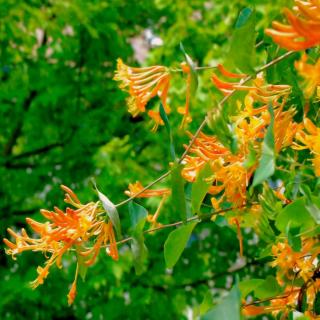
xmin=0 ymin=0 xmax=303 ymax=319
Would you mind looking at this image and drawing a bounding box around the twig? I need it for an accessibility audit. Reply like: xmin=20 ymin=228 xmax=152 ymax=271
xmin=105 ymin=202 xmax=257 ymax=247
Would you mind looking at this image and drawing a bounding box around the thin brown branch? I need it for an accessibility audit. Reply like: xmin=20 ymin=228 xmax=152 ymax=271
xmin=107 ymin=202 xmax=257 ymax=247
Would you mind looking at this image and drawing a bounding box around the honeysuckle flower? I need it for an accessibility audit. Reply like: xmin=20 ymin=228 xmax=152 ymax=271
xmin=114 ymin=58 xmax=171 ymax=128
xmin=212 ymin=68 xmax=291 ymax=103
xmin=271 ymin=239 xmax=316 ymax=282
xmin=3 ymin=185 xmax=118 ymax=305
xmin=265 ymin=0 xmax=320 ymax=51
xmin=293 ymin=118 xmax=320 ymax=176
xmin=295 ymin=54 xmax=320 ymax=98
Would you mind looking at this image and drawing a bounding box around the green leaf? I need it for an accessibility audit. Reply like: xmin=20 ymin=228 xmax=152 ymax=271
xmin=199 ymin=290 xmax=214 ymax=316
xmin=129 ymin=201 xmax=148 ymax=275
xmin=276 ymin=198 xmax=315 ymax=233
xmin=225 ymin=7 xmax=256 ymax=74
xmin=76 ymin=247 xmax=88 ymax=282
xmin=159 ymin=102 xmax=176 ymax=161
xmin=300 ymin=185 xmax=320 ymax=224
xmin=239 ymin=279 xmax=264 ymax=298
xmin=180 ymin=42 xmax=198 ymax=96
xmin=254 ymin=276 xmax=282 ymax=299
xmin=164 ymin=221 xmax=198 ymax=268
xmin=243 ymin=143 xmax=256 ymax=169
xmin=286 ymin=222 xmax=301 ymax=252
xmin=129 ymin=201 xmax=148 ymax=234
xmin=171 ymin=163 xmax=187 ymax=223
xmin=94 ymin=182 xmax=122 ymax=238
xmin=252 ymin=104 xmax=275 ymax=187
xmin=131 ymin=236 xmax=148 ymax=276
xmin=314 ymin=291 xmax=320 ymax=315
xmin=191 ymin=162 xmax=212 ymax=214
xmin=202 ymin=284 xmax=241 ymax=320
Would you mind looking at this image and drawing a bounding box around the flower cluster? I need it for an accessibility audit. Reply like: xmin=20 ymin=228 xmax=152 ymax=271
xmin=295 ymin=54 xmax=320 ymax=99
xmin=211 ymin=65 xmax=291 ymax=103
xmin=4 ymin=185 xmax=118 ymax=305
xmin=114 ymin=58 xmax=171 ymax=131
xmin=265 ymin=0 xmax=320 ymax=50
xmin=293 ymin=118 xmax=320 ymax=176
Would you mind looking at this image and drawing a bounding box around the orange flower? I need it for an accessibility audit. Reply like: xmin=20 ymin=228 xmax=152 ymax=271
xmin=271 ymin=239 xmax=316 ymax=282
xmin=295 ymin=54 xmax=320 ymax=98
xmin=3 ymin=185 xmax=118 ymax=304
xmin=293 ymin=118 xmax=320 ymax=176
xmin=265 ymin=0 xmax=320 ymax=51
xmin=211 ymin=66 xmax=290 ymax=103
xmin=114 ymin=58 xmax=171 ymax=127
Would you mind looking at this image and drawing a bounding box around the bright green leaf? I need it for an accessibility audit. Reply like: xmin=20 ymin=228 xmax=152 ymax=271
xmin=159 ymin=102 xmax=176 ymax=160
xmin=226 ymin=7 xmax=256 ymax=74
xmin=164 ymin=221 xmax=198 ymax=268
xmin=180 ymin=42 xmax=198 ymax=96
xmin=129 ymin=201 xmax=148 ymax=234
xmin=239 ymin=279 xmax=264 ymax=298
xmin=191 ymin=162 xmax=212 ymax=214
xmin=94 ymin=183 xmax=122 ymax=238
xmin=254 ymin=276 xmax=282 ymax=299
xmin=276 ymin=198 xmax=315 ymax=233
xmin=202 ymin=284 xmax=241 ymax=320
xmin=252 ymin=105 xmax=275 ymax=187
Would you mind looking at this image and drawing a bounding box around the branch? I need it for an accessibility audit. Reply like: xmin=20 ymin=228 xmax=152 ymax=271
xmin=114 ymin=50 xmax=295 ymax=208
xmin=6 ymin=141 xmax=63 ymax=162
xmin=107 ymin=203 xmax=257 ymax=247
xmin=3 ymin=90 xmax=37 ymax=157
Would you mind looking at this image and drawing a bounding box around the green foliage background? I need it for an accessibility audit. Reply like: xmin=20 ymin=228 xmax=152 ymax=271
xmin=0 ymin=1 xmax=296 ymax=319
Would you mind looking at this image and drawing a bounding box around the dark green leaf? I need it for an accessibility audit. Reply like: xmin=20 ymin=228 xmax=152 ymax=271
xmin=159 ymin=102 xmax=176 ymax=160
xmin=164 ymin=221 xmax=198 ymax=268
xmin=171 ymin=163 xmax=187 ymax=222
xmin=129 ymin=201 xmax=148 ymax=275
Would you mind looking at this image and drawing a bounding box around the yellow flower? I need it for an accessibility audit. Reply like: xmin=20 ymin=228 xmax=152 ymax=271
xmin=293 ymin=118 xmax=320 ymax=176
xmin=114 ymin=58 xmax=171 ymax=126
xmin=295 ymin=54 xmax=320 ymax=98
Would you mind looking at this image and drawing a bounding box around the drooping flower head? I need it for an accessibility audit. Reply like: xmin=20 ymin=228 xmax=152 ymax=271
xmin=3 ymin=185 xmax=118 ymax=305
xmin=265 ymin=0 xmax=320 ymax=50
xmin=114 ymin=58 xmax=171 ymax=129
